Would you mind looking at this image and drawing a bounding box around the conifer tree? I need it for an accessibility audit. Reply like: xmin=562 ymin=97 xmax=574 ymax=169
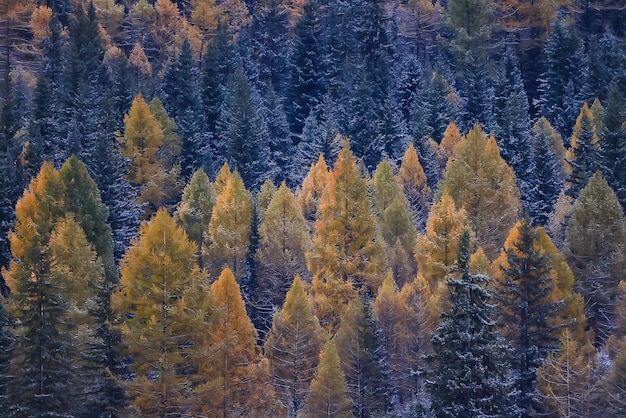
xmin=494 ymin=220 xmax=566 ymax=414
xmin=535 ymin=328 xmax=596 ymax=416
xmin=436 ymin=121 xmax=463 ymax=170
xmin=174 ymin=168 xmax=215 ymax=264
xmin=529 ymin=118 xmax=566 ymax=225
xmin=566 ymin=102 xmax=601 ymax=199
xmin=297 ymin=153 xmax=330 ymax=227
xmin=565 ymin=172 xmax=626 ymax=344
xmin=204 ymin=170 xmax=253 ymax=283
xmin=112 ymin=209 xmax=210 ymax=415
xmin=264 ymin=275 xmax=325 ymax=416
xmin=199 ymin=267 xmax=275 ymax=416
xmin=335 ymin=297 xmax=389 ymax=417
xmin=397 ymin=142 xmax=431 ymax=231
xmin=263 ymin=85 xmax=294 ymax=185
xmin=428 ymin=232 xmax=517 ymax=418
xmin=255 ymin=182 xmax=311 ymax=333
xmin=438 ymin=124 xmax=521 ymax=259
xmin=599 ymin=83 xmax=626 ymax=210
xmin=595 ymin=335 xmax=626 ymax=416
xmin=415 ymin=192 xmax=468 ymax=291
xmin=300 ymin=339 xmax=354 ymax=418
xmin=308 ymin=141 xmax=385 ymax=332
xmin=371 ymin=160 xmax=417 ymax=287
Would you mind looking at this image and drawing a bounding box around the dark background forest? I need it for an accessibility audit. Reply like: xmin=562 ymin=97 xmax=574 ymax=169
xmin=0 ymin=0 xmax=626 ymax=416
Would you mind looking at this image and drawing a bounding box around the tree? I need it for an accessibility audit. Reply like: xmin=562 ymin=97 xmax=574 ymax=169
xmin=599 ymin=83 xmax=626 ymax=210
xmin=4 ymin=164 xmax=107 ymax=415
xmin=263 ymin=85 xmax=294 ymax=185
xmin=493 ymin=220 xmax=567 ymax=414
xmin=565 ymin=172 xmax=626 ymax=344
xmin=428 ymin=232 xmax=517 ymax=418
xmin=566 ymin=102 xmax=601 ymax=199
xmin=438 ymin=124 xmax=521 ymax=259
xmin=255 ymin=182 xmax=311 ymax=334
xmin=529 ymin=117 xmax=566 ymax=226
xmin=204 ymin=170 xmax=253 ymax=282
xmin=300 ymin=339 xmax=354 ymax=418
xmin=335 ymin=296 xmax=389 ymax=417
xmin=415 ymin=191 xmax=468 ymax=292
xmin=112 ymin=208 xmax=210 ymax=415
xmin=217 ymin=67 xmax=273 ymax=190
xmin=297 ymin=153 xmax=330 ymax=227
xmin=536 ymin=328 xmax=596 ymax=417
xmin=174 ymin=168 xmax=215 ymax=265
xmin=198 ymin=267 xmax=275 ymax=416
xmin=264 ymin=275 xmax=326 ymax=417
xmin=371 ymin=160 xmax=417 ymax=287
xmin=308 ymin=141 xmax=385 ymax=332
xmin=594 ymin=335 xmax=626 ymax=416
xmin=397 ymin=142 xmax=431 ymax=231
xmin=117 ymin=93 xmax=179 ymax=218
xmin=538 ymin=16 xmax=585 ymax=139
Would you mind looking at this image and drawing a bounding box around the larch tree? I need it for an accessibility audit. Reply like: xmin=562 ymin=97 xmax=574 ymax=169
xmin=297 ymin=153 xmax=330 ymax=227
xmin=204 ymin=170 xmax=253 ymax=282
xmin=428 ymin=232 xmax=517 ymax=418
xmin=397 ymin=142 xmax=431 ymax=231
xmin=117 ymin=93 xmax=178 ymax=219
xmin=255 ymin=182 xmax=311 ymax=334
xmin=415 ymin=191 xmax=468 ymax=293
xmin=437 ymin=123 xmax=521 ymax=259
xmin=198 ymin=267 xmax=275 ymax=417
xmin=112 ymin=208 xmax=210 ymax=416
xmin=335 ymin=296 xmax=389 ymax=417
xmin=264 ymin=275 xmax=326 ymax=417
xmin=300 ymin=339 xmax=354 ymax=418
xmin=536 ymin=328 xmax=596 ymax=417
xmin=307 ymin=141 xmax=385 ymax=332
xmin=436 ymin=121 xmax=463 ymax=171
xmin=174 ymin=168 xmax=215 ymax=265
xmin=565 ymin=172 xmax=626 ymax=344
xmin=371 ymin=159 xmax=417 ymax=287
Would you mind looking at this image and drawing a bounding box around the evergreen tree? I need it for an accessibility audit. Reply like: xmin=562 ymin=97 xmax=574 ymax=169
xmin=566 ymin=102 xmax=601 ymax=199
xmin=218 ymin=67 xmax=273 ymax=190
xmin=335 ymin=296 xmax=389 ymax=417
xmin=529 ymin=118 xmax=565 ymax=226
xmin=161 ymin=39 xmax=212 ymax=179
xmin=264 ymin=275 xmax=326 ymax=417
xmin=428 ymin=232 xmax=517 ymax=418
xmin=286 ymin=0 xmax=325 ymax=137
xmin=263 ymin=85 xmax=294 ymax=185
xmin=255 ymin=182 xmax=311 ymax=334
xmin=538 ymin=16 xmax=585 ymax=139
xmin=599 ymin=83 xmax=626 ymax=210
xmin=494 ymin=220 xmax=565 ymax=415
xmin=565 ymin=172 xmax=626 ymax=344
xmin=300 ymin=339 xmax=354 ymax=418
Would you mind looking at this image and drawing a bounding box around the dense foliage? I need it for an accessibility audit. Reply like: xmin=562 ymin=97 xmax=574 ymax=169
xmin=1 ymin=0 xmax=626 ymax=416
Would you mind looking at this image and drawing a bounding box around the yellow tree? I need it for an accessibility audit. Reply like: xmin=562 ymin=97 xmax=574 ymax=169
xmin=397 ymin=142 xmax=431 ymax=230
xmin=255 ymin=182 xmax=311 ymax=332
xmin=112 ymin=209 xmax=210 ymax=415
xmin=438 ymin=123 xmax=521 ymax=259
xmin=297 ymin=153 xmax=330 ymax=228
xmin=436 ymin=121 xmax=463 ymax=170
xmin=300 ymin=339 xmax=354 ymax=418
xmin=415 ymin=191 xmax=468 ymax=292
xmin=307 ymin=141 xmax=385 ymax=332
xmin=198 ymin=267 xmax=275 ymax=416
xmin=536 ymin=328 xmax=596 ymax=417
xmin=264 ymin=275 xmax=326 ymax=416
xmin=117 ymin=93 xmax=178 ymax=218
xmin=204 ymin=170 xmax=253 ymax=281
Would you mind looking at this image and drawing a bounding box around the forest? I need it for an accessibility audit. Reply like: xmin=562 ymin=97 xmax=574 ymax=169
xmin=0 ymin=0 xmax=626 ymax=416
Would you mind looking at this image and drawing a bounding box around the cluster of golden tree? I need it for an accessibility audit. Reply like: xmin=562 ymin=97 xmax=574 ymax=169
xmin=3 ymin=98 xmax=626 ymax=415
